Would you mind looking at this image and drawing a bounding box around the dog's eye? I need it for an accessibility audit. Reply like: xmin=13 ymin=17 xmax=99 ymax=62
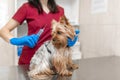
xmin=64 ymin=25 xmax=67 ymax=28
xmin=57 ymin=31 xmax=62 ymax=34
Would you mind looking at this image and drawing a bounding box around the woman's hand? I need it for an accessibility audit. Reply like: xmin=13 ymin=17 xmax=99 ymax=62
xmin=67 ymin=30 xmax=80 ymax=47
xmin=10 ymin=29 xmax=44 ymax=48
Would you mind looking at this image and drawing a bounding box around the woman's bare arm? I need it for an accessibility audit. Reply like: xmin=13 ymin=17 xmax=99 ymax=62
xmin=0 ymin=19 xmax=20 ymax=42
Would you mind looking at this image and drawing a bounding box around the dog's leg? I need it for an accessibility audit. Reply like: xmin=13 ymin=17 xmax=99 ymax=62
xmin=28 ymin=65 xmax=54 ymax=79
xmin=31 ymin=68 xmax=54 ymax=80
xmin=52 ymin=54 xmax=72 ymax=76
xmin=67 ymin=54 xmax=79 ymax=70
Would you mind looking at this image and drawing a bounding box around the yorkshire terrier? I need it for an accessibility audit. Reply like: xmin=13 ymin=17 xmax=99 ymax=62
xmin=28 ymin=16 xmax=78 ymax=80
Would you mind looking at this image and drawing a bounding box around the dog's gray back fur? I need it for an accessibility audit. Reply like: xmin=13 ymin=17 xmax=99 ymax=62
xmin=29 ymin=40 xmax=56 ymax=70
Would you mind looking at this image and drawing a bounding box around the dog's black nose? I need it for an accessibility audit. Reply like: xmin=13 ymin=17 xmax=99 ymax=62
xmin=53 ymin=39 xmax=56 ymax=42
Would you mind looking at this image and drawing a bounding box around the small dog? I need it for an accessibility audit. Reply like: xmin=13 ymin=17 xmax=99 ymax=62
xmin=28 ymin=16 xmax=78 ymax=79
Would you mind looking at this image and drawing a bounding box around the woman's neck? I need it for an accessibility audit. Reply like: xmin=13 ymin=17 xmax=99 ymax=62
xmin=39 ymin=0 xmax=50 ymax=14
xmin=39 ymin=0 xmax=48 ymax=6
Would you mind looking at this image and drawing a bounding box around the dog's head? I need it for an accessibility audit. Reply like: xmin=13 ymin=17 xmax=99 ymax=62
xmin=51 ymin=16 xmax=75 ymax=49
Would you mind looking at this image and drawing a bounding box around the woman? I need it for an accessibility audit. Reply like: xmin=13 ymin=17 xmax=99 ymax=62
xmin=0 ymin=0 xmax=79 ymax=65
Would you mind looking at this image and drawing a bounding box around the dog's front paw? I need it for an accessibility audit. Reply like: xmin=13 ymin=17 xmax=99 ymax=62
xmin=68 ymin=64 xmax=79 ymax=70
xmin=59 ymin=70 xmax=72 ymax=76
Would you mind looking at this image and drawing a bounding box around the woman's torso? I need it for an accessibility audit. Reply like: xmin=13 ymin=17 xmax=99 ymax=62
xmin=14 ymin=3 xmax=64 ymax=64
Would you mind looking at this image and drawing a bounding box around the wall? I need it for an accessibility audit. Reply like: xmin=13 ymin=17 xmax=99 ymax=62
xmin=0 ymin=0 xmax=17 ymax=66
xmin=80 ymin=0 xmax=120 ymax=58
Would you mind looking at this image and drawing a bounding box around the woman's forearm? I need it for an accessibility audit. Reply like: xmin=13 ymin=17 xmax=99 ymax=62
xmin=0 ymin=27 xmax=13 ymax=42
xmin=0 ymin=19 xmax=19 ymax=43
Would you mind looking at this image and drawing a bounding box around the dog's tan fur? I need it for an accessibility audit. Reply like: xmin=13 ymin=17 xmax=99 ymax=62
xmin=28 ymin=15 xmax=78 ymax=79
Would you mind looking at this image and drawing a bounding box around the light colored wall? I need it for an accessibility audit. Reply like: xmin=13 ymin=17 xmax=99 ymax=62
xmin=80 ymin=0 xmax=120 ymax=58
xmin=0 ymin=0 xmax=17 ymax=66
xmin=0 ymin=39 xmax=15 ymax=66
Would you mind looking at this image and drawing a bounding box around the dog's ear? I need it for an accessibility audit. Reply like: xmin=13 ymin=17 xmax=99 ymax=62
xmin=66 ymin=28 xmax=75 ymax=40
xmin=60 ymin=15 xmax=70 ymax=25
xmin=60 ymin=15 xmax=75 ymax=39
xmin=51 ymin=19 xmax=58 ymax=31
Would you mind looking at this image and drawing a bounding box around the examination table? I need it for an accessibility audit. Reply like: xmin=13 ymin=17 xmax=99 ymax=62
xmin=0 ymin=56 xmax=120 ymax=80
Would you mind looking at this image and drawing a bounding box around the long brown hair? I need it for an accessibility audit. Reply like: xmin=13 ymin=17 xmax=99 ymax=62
xmin=28 ymin=0 xmax=59 ymax=14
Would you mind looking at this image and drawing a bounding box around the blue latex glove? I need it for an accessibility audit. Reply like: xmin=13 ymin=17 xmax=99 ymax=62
xmin=10 ymin=29 xmax=44 ymax=48
xmin=17 ymin=46 xmax=23 ymax=56
xmin=67 ymin=30 xmax=80 ymax=47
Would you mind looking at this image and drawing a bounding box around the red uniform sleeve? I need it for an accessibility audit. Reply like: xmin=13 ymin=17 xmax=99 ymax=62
xmin=12 ymin=3 xmax=27 ymax=25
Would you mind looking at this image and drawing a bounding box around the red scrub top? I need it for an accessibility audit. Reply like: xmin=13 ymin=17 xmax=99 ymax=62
xmin=12 ymin=2 xmax=64 ymax=65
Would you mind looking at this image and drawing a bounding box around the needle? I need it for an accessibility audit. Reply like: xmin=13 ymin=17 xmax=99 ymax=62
xmin=37 ymin=24 xmax=47 ymax=37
